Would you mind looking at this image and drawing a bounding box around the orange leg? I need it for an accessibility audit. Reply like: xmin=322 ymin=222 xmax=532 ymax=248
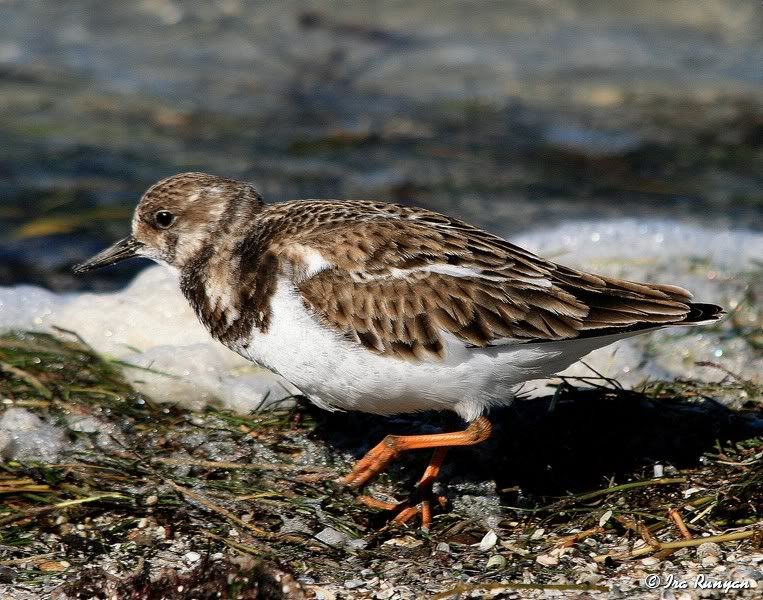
xmin=339 ymin=416 xmax=492 ymax=488
xmin=358 ymin=447 xmax=450 ymax=529
xmin=395 ymin=446 xmax=449 ymax=529
xmin=342 ymin=417 xmax=492 ymax=529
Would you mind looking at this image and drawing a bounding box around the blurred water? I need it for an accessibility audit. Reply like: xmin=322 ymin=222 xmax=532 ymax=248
xmin=0 ymin=0 xmax=761 ymax=290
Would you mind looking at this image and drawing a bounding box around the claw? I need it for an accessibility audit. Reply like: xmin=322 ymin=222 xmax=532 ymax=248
xmin=337 ymin=417 xmax=492 ymax=529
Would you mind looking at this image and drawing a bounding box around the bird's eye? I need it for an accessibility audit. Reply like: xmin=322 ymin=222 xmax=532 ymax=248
xmin=154 ymin=210 xmax=176 ymax=229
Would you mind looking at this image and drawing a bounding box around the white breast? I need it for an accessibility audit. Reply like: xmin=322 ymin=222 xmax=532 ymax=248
xmin=236 ymin=277 xmax=622 ymax=421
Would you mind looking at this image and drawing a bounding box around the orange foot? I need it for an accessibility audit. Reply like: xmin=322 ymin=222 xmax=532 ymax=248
xmin=338 ymin=417 xmax=492 ymax=529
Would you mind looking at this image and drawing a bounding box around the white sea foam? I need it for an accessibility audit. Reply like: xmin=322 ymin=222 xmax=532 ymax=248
xmin=514 ymin=219 xmax=762 ymax=393
xmin=0 ymin=219 xmax=759 ymax=415
xmin=0 ymin=266 xmax=294 ymax=414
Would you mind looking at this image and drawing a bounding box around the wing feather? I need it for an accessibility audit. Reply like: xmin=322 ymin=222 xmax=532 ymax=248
xmin=263 ymin=202 xmax=719 ymax=362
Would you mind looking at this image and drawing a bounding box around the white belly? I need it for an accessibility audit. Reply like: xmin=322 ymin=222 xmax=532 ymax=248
xmin=238 ymin=277 xmax=622 ymax=421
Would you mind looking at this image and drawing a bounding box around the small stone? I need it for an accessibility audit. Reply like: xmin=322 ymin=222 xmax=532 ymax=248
xmin=38 ymin=561 xmax=69 ymax=572
xmin=696 ymin=541 xmax=722 ymax=559
xmin=577 ymin=573 xmax=603 ymax=585
xmin=730 ymin=566 xmax=762 ymax=581
xmin=435 ymin=542 xmax=450 ymax=553
xmin=280 ymin=516 xmax=310 ymax=535
xmin=478 ymin=529 xmax=498 ymax=551
xmin=184 ymin=551 xmax=201 ymax=564
xmin=486 ymin=555 xmax=506 ymax=570
xmin=383 ymin=536 xmax=423 ymax=548
xmin=583 ymin=537 xmax=598 ymax=547
xmin=536 ymin=554 xmax=559 ymax=566
xmin=315 ymin=527 xmax=349 ymax=548
xmin=347 ymin=537 xmax=368 ymax=550
xmin=500 ymin=541 xmax=530 ymax=556
xmin=702 ymin=556 xmax=719 ymax=567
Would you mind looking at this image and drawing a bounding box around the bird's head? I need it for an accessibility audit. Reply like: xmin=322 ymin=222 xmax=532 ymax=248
xmin=74 ymin=172 xmax=264 ymax=274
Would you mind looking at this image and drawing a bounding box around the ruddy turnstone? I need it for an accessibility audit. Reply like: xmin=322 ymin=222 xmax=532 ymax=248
xmin=75 ymin=173 xmax=723 ymax=528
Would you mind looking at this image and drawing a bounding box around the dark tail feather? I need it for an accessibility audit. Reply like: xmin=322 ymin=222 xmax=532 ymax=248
xmin=684 ymin=302 xmax=725 ymax=325
xmin=564 ymin=301 xmax=724 ymax=342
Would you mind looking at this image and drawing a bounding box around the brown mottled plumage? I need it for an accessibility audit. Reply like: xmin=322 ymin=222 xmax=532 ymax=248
xmin=76 ymin=171 xmax=723 ymax=366
xmin=74 ymin=172 xmax=724 ymax=528
xmin=280 ymin=206 xmax=707 ymax=360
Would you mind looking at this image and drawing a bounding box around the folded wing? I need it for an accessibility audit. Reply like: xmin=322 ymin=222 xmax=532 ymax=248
xmin=275 ymin=204 xmax=721 ymax=361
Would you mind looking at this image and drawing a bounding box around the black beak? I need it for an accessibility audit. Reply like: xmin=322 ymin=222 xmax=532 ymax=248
xmin=73 ymin=236 xmax=144 ymax=274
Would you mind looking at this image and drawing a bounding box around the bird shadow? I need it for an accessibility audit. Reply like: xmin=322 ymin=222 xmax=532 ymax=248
xmin=306 ymin=383 xmax=763 ymax=505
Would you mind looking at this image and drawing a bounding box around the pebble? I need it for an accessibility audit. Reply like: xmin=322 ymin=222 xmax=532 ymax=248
xmin=501 ymin=541 xmax=530 ymax=556
xmin=315 ymin=527 xmax=349 ymax=548
xmin=478 ymin=529 xmax=498 ymax=551
xmin=280 ymin=516 xmax=311 ymax=535
xmin=730 ymin=566 xmax=763 ymax=581
xmin=38 ymin=561 xmax=70 ymax=572
xmin=701 ymin=556 xmax=719 ymax=567
xmin=184 ymin=551 xmax=201 ymax=564
xmin=486 ymin=555 xmax=506 ymax=570
xmin=435 ymin=542 xmax=450 ymax=553
xmin=383 ymin=536 xmax=423 ymax=549
xmin=347 ymin=537 xmax=369 ymax=550
xmin=577 ymin=573 xmax=603 ymax=585
xmin=696 ymin=541 xmax=721 ymax=559
xmin=536 ymin=554 xmax=559 ymax=567
xmin=598 ymin=510 xmax=613 ymax=527
xmin=583 ymin=537 xmax=598 ymax=548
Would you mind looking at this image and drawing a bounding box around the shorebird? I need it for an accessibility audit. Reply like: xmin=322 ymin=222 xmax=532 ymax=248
xmin=75 ymin=173 xmax=723 ymax=528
